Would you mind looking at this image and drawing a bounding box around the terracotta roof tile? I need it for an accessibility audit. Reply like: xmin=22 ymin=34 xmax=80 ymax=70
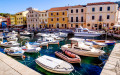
xmin=69 ymin=5 xmax=84 ymax=8
xmin=87 ymin=2 xmax=116 ymax=6
xmin=48 ymin=6 xmax=70 ymax=11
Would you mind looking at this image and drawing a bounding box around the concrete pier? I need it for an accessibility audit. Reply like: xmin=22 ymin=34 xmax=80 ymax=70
xmin=101 ymin=43 xmax=120 ymax=75
xmin=0 ymin=52 xmax=41 ymax=75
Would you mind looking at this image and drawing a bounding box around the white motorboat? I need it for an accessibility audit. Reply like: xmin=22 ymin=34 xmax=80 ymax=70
xmin=61 ymin=38 xmax=105 ymax=57
xmin=22 ymin=43 xmax=41 ymax=53
xmin=0 ymin=41 xmax=20 ymax=47
xmin=55 ymin=32 xmax=68 ymax=37
xmin=7 ymin=31 xmax=18 ymax=37
xmin=35 ymin=55 xmax=74 ymax=74
xmin=59 ymin=32 xmax=68 ymax=37
xmin=36 ymin=33 xmax=43 ymax=36
xmin=45 ymin=37 xmax=59 ymax=44
xmin=74 ymin=26 xmax=104 ymax=37
xmin=20 ymin=31 xmax=33 ymax=36
xmin=4 ymin=47 xmax=24 ymax=56
xmin=7 ymin=36 xmax=18 ymax=42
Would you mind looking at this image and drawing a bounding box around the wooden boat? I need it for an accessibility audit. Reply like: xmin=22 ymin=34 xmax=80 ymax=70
xmin=35 ymin=55 xmax=74 ymax=74
xmin=55 ymin=50 xmax=81 ymax=63
xmin=86 ymin=39 xmax=116 ymax=45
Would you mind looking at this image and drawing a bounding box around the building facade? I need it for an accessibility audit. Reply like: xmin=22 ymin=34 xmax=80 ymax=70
xmin=68 ymin=5 xmax=86 ymax=28
xmin=86 ymin=2 xmax=119 ymax=30
xmin=26 ymin=7 xmax=48 ymax=30
xmin=48 ymin=7 xmax=69 ymax=29
xmin=10 ymin=15 xmax=16 ymax=25
xmin=16 ymin=11 xmax=28 ymax=25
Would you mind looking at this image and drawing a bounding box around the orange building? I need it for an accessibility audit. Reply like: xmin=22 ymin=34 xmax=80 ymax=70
xmin=48 ymin=6 xmax=69 ymax=29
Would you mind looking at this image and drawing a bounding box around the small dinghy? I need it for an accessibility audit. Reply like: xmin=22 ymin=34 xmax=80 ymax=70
xmin=4 ymin=47 xmax=24 ymax=56
xmin=22 ymin=43 xmax=41 ymax=53
xmin=35 ymin=55 xmax=74 ymax=74
xmin=55 ymin=50 xmax=81 ymax=63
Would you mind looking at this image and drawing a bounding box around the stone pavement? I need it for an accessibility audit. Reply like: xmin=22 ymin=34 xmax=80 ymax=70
xmin=101 ymin=43 xmax=120 ymax=75
xmin=0 ymin=52 xmax=41 ymax=75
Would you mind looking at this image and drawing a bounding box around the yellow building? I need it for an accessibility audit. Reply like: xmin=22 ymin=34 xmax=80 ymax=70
xmin=10 ymin=15 xmax=16 ymax=25
xmin=48 ymin=6 xmax=69 ymax=29
xmin=15 ymin=11 xmax=28 ymax=25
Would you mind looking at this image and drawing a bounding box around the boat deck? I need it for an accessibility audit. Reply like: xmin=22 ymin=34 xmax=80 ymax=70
xmin=101 ymin=43 xmax=120 ymax=75
xmin=0 ymin=52 xmax=41 ymax=75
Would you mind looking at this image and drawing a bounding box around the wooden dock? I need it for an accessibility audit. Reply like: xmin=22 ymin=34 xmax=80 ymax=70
xmin=0 ymin=52 xmax=41 ymax=75
xmin=101 ymin=43 xmax=120 ymax=75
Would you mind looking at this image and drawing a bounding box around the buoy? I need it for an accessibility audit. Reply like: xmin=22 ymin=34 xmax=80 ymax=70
xmin=23 ymin=55 xmax=26 ymax=58
xmin=40 ymin=46 xmax=42 ymax=48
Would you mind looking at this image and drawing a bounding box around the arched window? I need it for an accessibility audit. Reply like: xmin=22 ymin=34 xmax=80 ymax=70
xmin=87 ymin=24 xmax=90 ymax=26
xmin=111 ymin=23 xmax=114 ymax=26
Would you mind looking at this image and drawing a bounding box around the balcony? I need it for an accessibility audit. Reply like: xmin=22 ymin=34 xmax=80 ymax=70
xmin=68 ymin=21 xmax=85 ymax=23
xmin=98 ymin=19 xmax=103 ymax=22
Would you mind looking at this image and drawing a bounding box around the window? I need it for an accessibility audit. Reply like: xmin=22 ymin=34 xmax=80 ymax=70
xmin=39 ymin=14 xmax=41 ymax=17
xmin=62 ymin=12 xmax=65 ymax=15
xmin=36 ymin=19 xmax=37 ymax=21
xmin=107 ymin=6 xmax=110 ymax=11
xmin=99 ymin=16 xmax=102 ymax=21
xmin=45 ymin=14 xmax=47 ymax=16
xmin=81 ymin=9 xmax=84 ymax=12
xmin=51 ymin=18 xmax=53 ymax=21
xmin=76 ymin=25 xmax=78 ymax=28
xmin=92 ymin=16 xmax=95 ymax=20
xmin=42 ymin=14 xmax=44 ymax=17
xmin=95 ymin=24 xmax=97 ymax=27
xmin=111 ymin=23 xmax=114 ymax=26
xmin=71 ymin=9 xmax=73 ymax=13
xmin=36 ymin=15 xmax=37 ymax=17
xmin=76 ymin=17 xmax=78 ymax=22
xmin=71 ymin=17 xmax=73 ymax=22
xmin=107 ymin=15 xmax=110 ymax=19
xmin=52 ymin=24 xmax=53 ymax=27
xmin=63 ymin=18 xmax=65 ymax=21
xmin=71 ymin=24 xmax=73 ymax=27
xmin=56 ymin=12 xmax=59 ymax=15
xmin=100 ymin=7 xmax=102 ymax=11
xmin=62 ymin=24 xmax=64 ymax=27
xmin=57 ymin=18 xmax=59 ymax=21
xmin=51 ymin=13 xmax=53 ymax=16
xmin=92 ymin=8 xmax=95 ymax=12
xmin=87 ymin=24 xmax=90 ymax=26
xmin=81 ymin=17 xmax=83 ymax=22
xmin=76 ymin=9 xmax=78 ymax=13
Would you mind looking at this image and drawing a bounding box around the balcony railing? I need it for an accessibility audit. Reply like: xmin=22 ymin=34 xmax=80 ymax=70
xmin=69 ymin=21 xmax=85 ymax=23
xmin=98 ymin=19 xmax=103 ymax=22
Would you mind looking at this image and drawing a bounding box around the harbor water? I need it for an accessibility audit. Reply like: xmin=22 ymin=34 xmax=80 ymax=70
xmin=0 ymin=33 xmax=115 ymax=75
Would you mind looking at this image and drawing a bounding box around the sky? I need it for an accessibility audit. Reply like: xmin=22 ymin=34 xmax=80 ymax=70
xmin=0 ymin=0 xmax=119 ymax=14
